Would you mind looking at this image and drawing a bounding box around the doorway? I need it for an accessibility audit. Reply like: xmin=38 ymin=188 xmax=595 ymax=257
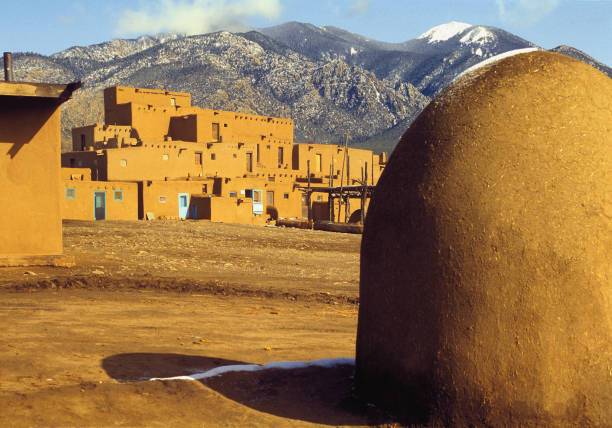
xmin=246 ymin=152 xmax=253 ymax=172
xmin=94 ymin=191 xmax=106 ymax=220
xmin=178 ymin=193 xmax=189 ymax=219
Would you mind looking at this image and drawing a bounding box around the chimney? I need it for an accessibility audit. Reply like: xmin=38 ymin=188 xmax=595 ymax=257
xmin=3 ymin=52 xmax=14 ymax=82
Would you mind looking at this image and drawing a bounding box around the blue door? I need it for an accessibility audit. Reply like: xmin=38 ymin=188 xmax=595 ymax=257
xmin=94 ymin=191 xmax=106 ymax=220
xmin=178 ymin=193 xmax=189 ymax=219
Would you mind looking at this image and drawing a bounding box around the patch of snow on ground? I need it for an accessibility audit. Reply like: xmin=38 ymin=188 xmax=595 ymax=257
xmin=418 ymin=22 xmax=472 ymax=43
xmin=149 ymin=358 xmax=356 ymax=382
xmin=460 ymin=27 xmax=494 ymax=46
xmin=350 ymin=47 xmax=358 ymax=55
xmin=454 ymin=47 xmax=540 ymax=81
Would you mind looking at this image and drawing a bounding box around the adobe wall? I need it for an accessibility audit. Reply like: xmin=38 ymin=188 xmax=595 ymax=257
xmin=61 ymin=167 xmax=91 ymax=181
xmin=105 ymin=86 xmax=192 ymax=111
xmin=194 ymin=196 xmax=267 ymax=225
xmin=72 ymin=123 xmax=135 ymax=151
xmin=0 ymin=98 xmax=63 ymax=256
xmin=61 ymin=150 xmax=107 ymax=180
xmin=141 ymin=180 xmax=213 ymax=220
xmin=61 ymin=180 xmax=138 ymax=220
xmin=217 ymin=176 xmax=302 ymax=219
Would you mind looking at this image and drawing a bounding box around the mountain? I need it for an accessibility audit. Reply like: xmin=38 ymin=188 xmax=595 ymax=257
xmin=259 ymin=21 xmax=538 ymax=96
xmin=550 ymin=45 xmax=612 ymax=78
xmin=2 ymin=22 xmax=610 ymax=156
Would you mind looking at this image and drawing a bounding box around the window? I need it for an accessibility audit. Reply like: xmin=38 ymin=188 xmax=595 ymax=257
xmin=170 ymin=98 xmax=176 ymax=106
xmin=256 ymin=144 xmax=260 ymax=163
xmin=229 ymin=192 xmax=237 ymax=198
xmin=245 ymin=189 xmax=253 ymax=198
xmin=315 ymin=153 xmax=322 ymax=172
xmin=195 ymin=152 xmax=202 ymax=164
xmin=210 ymin=153 xmax=216 ymax=160
xmin=212 ymin=123 xmax=220 ymax=141
xmin=283 ymin=193 xmax=289 ymax=199
xmin=253 ymin=191 xmax=262 ymax=203
xmin=268 ymin=176 xmax=275 ymax=182
xmin=65 ymin=188 xmax=76 ymax=199
xmin=120 ymin=159 xmax=127 ymax=167
xmin=162 ymin=154 xmax=169 ymax=161
xmin=159 ymin=196 xmax=167 ymax=203
xmin=278 ymin=147 xmax=284 ymax=165
xmin=114 ymin=190 xmax=123 ymax=201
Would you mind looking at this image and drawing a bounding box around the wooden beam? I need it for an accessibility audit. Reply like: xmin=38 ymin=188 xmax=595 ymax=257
xmin=0 ymin=80 xmax=81 ymax=100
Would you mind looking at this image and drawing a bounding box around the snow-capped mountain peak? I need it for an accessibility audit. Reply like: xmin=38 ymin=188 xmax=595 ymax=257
xmin=459 ymin=26 xmax=495 ymax=46
xmin=418 ymin=22 xmax=472 ymax=43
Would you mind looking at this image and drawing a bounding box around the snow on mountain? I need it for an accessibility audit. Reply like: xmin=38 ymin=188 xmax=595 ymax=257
xmin=455 ymin=47 xmax=541 ymax=80
xmin=418 ymin=22 xmax=472 ymax=43
xmin=459 ymin=27 xmax=495 ymax=46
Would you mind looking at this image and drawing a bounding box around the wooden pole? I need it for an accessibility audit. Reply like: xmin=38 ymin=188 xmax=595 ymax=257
xmin=329 ymin=159 xmax=334 ymax=221
xmin=307 ymin=160 xmax=312 ymax=221
xmin=371 ymin=152 xmax=374 ymax=185
xmin=3 ymin=52 xmax=14 ymax=82
xmin=360 ymin=166 xmax=365 ymax=224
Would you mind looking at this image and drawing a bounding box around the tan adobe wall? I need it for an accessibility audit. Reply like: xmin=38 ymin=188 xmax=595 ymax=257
xmin=104 ymin=86 xmax=191 ymax=113
xmin=216 ymin=176 xmax=302 ymax=219
xmin=141 ymin=180 xmax=214 ymax=220
xmin=61 ymin=180 xmax=138 ymax=220
xmin=61 ymin=151 xmax=107 ymax=180
xmin=72 ymin=123 xmax=136 ymax=151
xmin=0 ymin=98 xmax=63 ymax=256
xmin=192 ymin=196 xmax=267 ymax=225
xmin=61 ymin=167 xmax=91 ymax=181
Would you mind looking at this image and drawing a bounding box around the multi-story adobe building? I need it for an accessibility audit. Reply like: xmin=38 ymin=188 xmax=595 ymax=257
xmin=61 ymin=86 xmax=386 ymax=225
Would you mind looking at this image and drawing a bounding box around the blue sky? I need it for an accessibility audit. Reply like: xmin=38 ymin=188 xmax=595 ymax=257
xmin=2 ymin=0 xmax=611 ymax=66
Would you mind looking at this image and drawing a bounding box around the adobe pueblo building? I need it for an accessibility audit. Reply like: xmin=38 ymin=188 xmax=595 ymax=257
xmin=61 ymin=86 xmax=385 ymax=224
xmin=356 ymin=51 xmax=611 ymax=426
xmin=0 ymin=75 xmax=79 ymax=266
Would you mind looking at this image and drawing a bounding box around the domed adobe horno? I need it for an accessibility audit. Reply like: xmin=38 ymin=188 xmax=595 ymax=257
xmin=356 ymin=51 xmax=611 ymax=427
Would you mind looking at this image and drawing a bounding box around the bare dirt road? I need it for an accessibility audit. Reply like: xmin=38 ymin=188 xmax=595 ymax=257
xmin=0 ymin=220 xmax=399 ymax=427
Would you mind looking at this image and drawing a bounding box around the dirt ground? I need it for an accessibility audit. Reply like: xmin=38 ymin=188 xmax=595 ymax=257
xmin=0 ymin=220 xmax=400 ymax=427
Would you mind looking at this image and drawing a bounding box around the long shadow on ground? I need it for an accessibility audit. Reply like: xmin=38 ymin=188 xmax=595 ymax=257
xmin=102 ymin=353 xmax=396 ymax=426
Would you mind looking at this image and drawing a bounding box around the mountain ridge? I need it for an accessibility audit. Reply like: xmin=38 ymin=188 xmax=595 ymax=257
xmin=2 ymin=22 xmax=610 ymax=155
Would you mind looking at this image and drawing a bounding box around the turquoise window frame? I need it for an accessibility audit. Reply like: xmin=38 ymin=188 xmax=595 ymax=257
xmin=65 ymin=188 xmax=76 ymax=199
xmin=113 ymin=190 xmax=123 ymax=201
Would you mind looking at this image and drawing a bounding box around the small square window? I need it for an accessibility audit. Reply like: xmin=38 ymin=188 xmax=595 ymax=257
xmin=268 ymin=176 xmax=275 ymax=182
xmin=162 ymin=154 xmax=169 ymax=161
xmin=211 ymin=153 xmax=216 ymax=160
xmin=65 ymin=188 xmax=76 ymax=199
xmin=283 ymin=193 xmax=289 ymax=199
xmin=170 ymin=98 xmax=176 ymax=106
xmin=159 ymin=196 xmax=167 ymax=203
xmin=120 ymin=159 xmax=127 ymax=167
xmin=114 ymin=190 xmax=123 ymax=201
xmin=233 ymin=154 xmax=237 ymax=158
xmin=245 ymin=189 xmax=253 ymax=198
xmin=229 ymin=192 xmax=237 ymax=198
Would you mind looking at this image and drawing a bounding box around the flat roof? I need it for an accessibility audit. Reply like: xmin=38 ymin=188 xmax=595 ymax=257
xmin=0 ymin=81 xmax=81 ymax=100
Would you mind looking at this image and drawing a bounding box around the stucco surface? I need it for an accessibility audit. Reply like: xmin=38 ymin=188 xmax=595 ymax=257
xmin=356 ymin=51 xmax=612 ymax=426
xmin=0 ymin=99 xmax=63 ymax=256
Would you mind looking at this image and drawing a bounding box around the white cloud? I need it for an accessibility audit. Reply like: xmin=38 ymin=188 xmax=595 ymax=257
xmin=350 ymin=0 xmax=371 ymax=16
xmin=495 ymin=0 xmax=560 ymax=27
xmin=115 ymin=0 xmax=282 ymax=36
